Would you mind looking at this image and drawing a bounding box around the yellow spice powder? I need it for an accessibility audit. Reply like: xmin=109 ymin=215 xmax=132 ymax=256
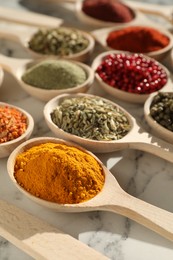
xmin=14 ymin=142 xmax=105 ymax=204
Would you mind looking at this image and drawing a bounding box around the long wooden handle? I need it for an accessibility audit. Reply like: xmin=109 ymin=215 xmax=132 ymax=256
xmin=122 ymin=118 xmax=173 ymax=163
xmin=126 ymin=0 xmax=173 ymax=23
xmin=0 ymin=6 xmax=63 ymax=28
xmin=129 ymin=130 xmax=173 ymax=163
xmin=0 ymin=54 xmax=30 ymax=75
xmin=0 ymin=200 xmax=108 ymax=259
xmin=105 ymin=191 xmax=173 ymax=242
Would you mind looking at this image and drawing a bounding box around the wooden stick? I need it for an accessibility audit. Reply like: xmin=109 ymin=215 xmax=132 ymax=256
xmin=0 ymin=6 xmax=63 ymax=28
xmin=126 ymin=0 xmax=173 ymax=23
xmin=0 ymin=200 xmax=108 ymax=259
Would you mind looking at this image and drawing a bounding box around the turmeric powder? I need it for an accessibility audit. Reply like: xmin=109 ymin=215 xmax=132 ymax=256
xmin=14 ymin=142 xmax=105 ymax=204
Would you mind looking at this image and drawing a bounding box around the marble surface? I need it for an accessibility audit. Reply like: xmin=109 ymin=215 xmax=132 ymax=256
xmin=0 ymin=0 xmax=173 ymax=259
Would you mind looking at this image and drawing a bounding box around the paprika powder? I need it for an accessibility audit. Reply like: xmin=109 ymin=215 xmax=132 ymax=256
xmin=106 ymin=26 xmax=170 ymax=53
xmin=82 ymin=0 xmax=134 ymax=23
xmin=0 ymin=106 xmax=27 ymax=144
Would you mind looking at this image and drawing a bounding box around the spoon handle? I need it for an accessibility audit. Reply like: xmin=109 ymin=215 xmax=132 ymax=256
xmin=0 ymin=54 xmax=30 ymax=74
xmin=0 ymin=199 xmax=107 ymax=259
xmin=130 ymin=132 xmax=173 ymax=163
xmin=0 ymin=6 xmax=63 ymax=28
xmin=0 ymin=26 xmax=36 ymax=44
xmin=126 ymin=120 xmax=173 ymax=163
xmin=126 ymin=0 xmax=173 ymax=23
xmin=105 ymin=190 xmax=173 ymax=242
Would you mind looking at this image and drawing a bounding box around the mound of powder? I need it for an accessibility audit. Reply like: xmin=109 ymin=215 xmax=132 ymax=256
xmin=82 ymin=0 xmax=134 ymax=23
xmin=22 ymin=60 xmax=87 ymax=89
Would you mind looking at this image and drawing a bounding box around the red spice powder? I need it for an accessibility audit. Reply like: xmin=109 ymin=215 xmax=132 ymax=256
xmin=106 ymin=26 xmax=170 ymax=53
xmin=82 ymin=0 xmax=134 ymax=23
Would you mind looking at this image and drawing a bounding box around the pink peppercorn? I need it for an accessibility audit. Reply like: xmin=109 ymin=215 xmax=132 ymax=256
xmin=96 ymin=53 xmax=167 ymax=94
xmin=0 ymin=106 xmax=27 ymax=144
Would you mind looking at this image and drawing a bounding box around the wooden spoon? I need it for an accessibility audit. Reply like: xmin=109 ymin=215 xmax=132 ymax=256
xmin=0 ymin=6 xmax=63 ymax=28
xmin=91 ymin=25 xmax=173 ymax=62
xmin=0 ymin=26 xmax=95 ymax=62
xmin=91 ymin=50 xmax=172 ymax=104
xmin=44 ymin=93 xmax=173 ymax=161
xmin=7 ymin=136 xmax=173 ymax=243
xmin=144 ymin=91 xmax=173 ymax=144
xmin=75 ymin=0 xmax=173 ymax=29
xmin=75 ymin=0 xmax=138 ymax=28
xmin=0 ymin=102 xmax=34 ymax=158
xmin=126 ymin=0 xmax=173 ymax=24
xmin=38 ymin=0 xmax=173 ymax=25
xmin=0 ymin=55 xmax=94 ymax=101
xmin=0 ymin=199 xmax=107 ymax=259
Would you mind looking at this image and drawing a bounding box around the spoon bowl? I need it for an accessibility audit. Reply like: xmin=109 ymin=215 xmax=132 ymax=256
xmin=91 ymin=50 xmax=172 ymax=104
xmin=0 ymin=102 xmax=34 ymax=158
xmin=0 ymin=55 xmax=94 ymax=102
xmin=0 ymin=26 xmax=95 ymax=63
xmin=44 ymin=93 xmax=133 ymax=152
xmin=91 ymin=24 xmax=173 ymax=62
xmin=76 ymin=0 xmax=173 ymax=28
xmin=44 ymin=93 xmax=173 ymax=164
xmin=7 ymin=136 xmax=173 ymax=242
xmin=75 ymin=0 xmax=137 ymax=28
xmin=144 ymin=91 xmax=173 ymax=144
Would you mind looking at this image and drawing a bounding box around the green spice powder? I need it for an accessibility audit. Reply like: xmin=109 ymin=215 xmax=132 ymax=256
xmin=21 ymin=60 xmax=87 ymax=90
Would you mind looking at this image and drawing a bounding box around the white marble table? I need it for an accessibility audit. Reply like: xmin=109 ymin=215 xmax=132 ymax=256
xmin=0 ymin=0 xmax=173 ymax=259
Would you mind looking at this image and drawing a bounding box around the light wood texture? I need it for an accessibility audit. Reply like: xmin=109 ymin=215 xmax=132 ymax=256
xmin=0 ymin=55 xmax=94 ymax=101
xmin=0 ymin=27 xmax=95 ymax=63
xmin=0 ymin=199 xmax=108 ymax=259
xmin=0 ymin=6 xmax=63 ymax=28
xmin=39 ymin=0 xmax=173 ymax=25
xmin=44 ymin=93 xmax=173 ymax=156
xmin=7 ymin=137 xmax=173 ymax=243
xmin=91 ymin=50 xmax=172 ymax=104
xmin=126 ymin=0 xmax=173 ymax=24
xmin=0 ymin=102 xmax=34 ymax=158
xmin=91 ymin=26 xmax=173 ymax=62
xmin=75 ymin=0 xmax=173 ymax=29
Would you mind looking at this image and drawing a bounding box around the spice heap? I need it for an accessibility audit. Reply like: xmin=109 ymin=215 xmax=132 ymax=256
xmin=106 ymin=26 xmax=170 ymax=53
xmin=28 ymin=27 xmax=89 ymax=56
xmin=14 ymin=142 xmax=104 ymax=204
xmin=150 ymin=92 xmax=173 ymax=131
xmin=82 ymin=0 xmax=134 ymax=23
xmin=0 ymin=106 xmax=27 ymax=144
xmin=22 ymin=60 xmax=87 ymax=90
xmin=96 ymin=53 xmax=167 ymax=94
xmin=51 ymin=96 xmax=131 ymax=140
